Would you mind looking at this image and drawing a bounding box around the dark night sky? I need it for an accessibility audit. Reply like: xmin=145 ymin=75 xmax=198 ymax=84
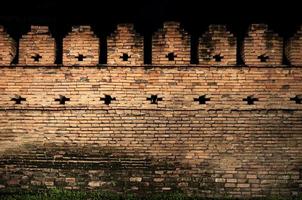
xmin=0 ymin=0 xmax=301 ymax=37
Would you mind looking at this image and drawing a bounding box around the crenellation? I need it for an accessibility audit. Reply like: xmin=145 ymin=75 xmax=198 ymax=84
xmin=107 ymin=24 xmax=144 ymax=65
xmin=241 ymin=24 xmax=283 ymax=65
xmin=198 ymin=25 xmax=236 ymax=65
xmin=18 ymin=25 xmax=56 ymax=65
xmin=285 ymin=25 xmax=302 ymax=65
xmin=152 ymin=22 xmax=191 ymax=65
xmin=0 ymin=23 xmax=301 ymax=66
xmin=63 ymin=25 xmax=99 ymax=66
xmin=0 ymin=25 xmax=16 ymax=65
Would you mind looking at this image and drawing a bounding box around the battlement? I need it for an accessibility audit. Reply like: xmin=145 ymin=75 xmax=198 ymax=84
xmin=1 ymin=22 xmax=302 ymax=66
xmin=198 ymin=25 xmax=236 ymax=65
xmin=63 ymin=25 xmax=99 ymax=66
xmin=241 ymin=24 xmax=283 ymax=65
xmin=0 ymin=25 xmax=16 ymax=65
xmin=152 ymin=22 xmax=191 ymax=65
xmin=285 ymin=25 xmax=302 ymax=65
xmin=19 ymin=25 xmax=56 ymax=65
xmin=107 ymin=24 xmax=144 ymax=65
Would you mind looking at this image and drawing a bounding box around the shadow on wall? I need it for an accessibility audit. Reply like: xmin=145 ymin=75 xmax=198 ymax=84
xmin=0 ymin=109 xmax=301 ymax=197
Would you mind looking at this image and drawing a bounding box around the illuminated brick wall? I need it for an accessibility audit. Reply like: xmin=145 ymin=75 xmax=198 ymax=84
xmin=0 ymin=23 xmax=302 ymax=198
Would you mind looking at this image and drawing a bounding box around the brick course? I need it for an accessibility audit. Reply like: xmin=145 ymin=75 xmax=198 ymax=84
xmin=0 ymin=66 xmax=301 ymax=110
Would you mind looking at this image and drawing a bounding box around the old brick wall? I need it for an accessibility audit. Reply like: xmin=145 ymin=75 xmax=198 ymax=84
xmin=0 ymin=22 xmax=302 ymax=198
xmin=0 ymin=66 xmax=302 ymax=198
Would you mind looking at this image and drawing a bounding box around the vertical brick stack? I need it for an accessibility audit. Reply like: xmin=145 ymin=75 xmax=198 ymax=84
xmin=63 ymin=26 xmax=99 ymax=66
xmin=198 ymin=25 xmax=236 ymax=65
xmin=107 ymin=24 xmax=144 ymax=65
xmin=19 ymin=26 xmax=56 ymax=65
xmin=0 ymin=25 xmax=16 ymax=65
xmin=152 ymin=22 xmax=190 ymax=65
xmin=285 ymin=26 xmax=302 ymax=65
xmin=241 ymin=24 xmax=283 ymax=65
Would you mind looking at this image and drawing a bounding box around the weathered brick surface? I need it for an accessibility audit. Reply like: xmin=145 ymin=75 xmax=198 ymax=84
xmin=0 ymin=26 xmax=16 ymax=65
xmin=285 ymin=26 xmax=302 ymax=65
xmin=19 ymin=26 xmax=56 ymax=65
xmin=198 ymin=25 xmax=236 ymax=65
xmin=0 ymin=109 xmax=301 ymax=197
xmin=107 ymin=24 xmax=144 ymax=65
xmin=0 ymin=67 xmax=301 ymax=110
xmin=63 ymin=26 xmax=99 ymax=66
xmin=241 ymin=24 xmax=283 ymax=65
xmin=152 ymin=22 xmax=190 ymax=65
xmin=0 ymin=66 xmax=302 ymax=198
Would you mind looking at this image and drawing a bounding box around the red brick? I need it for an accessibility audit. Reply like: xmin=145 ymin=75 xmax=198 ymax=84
xmin=63 ymin=26 xmax=99 ymax=66
xmin=152 ymin=21 xmax=190 ymax=65
xmin=0 ymin=25 xmax=16 ymax=65
xmin=19 ymin=26 xmax=56 ymax=65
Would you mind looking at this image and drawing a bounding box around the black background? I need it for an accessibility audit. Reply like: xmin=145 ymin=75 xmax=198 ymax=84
xmin=0 ymin=0 xmax=301 ymax=36
xmin=0 ymin=0 xmax=301 ymax=64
